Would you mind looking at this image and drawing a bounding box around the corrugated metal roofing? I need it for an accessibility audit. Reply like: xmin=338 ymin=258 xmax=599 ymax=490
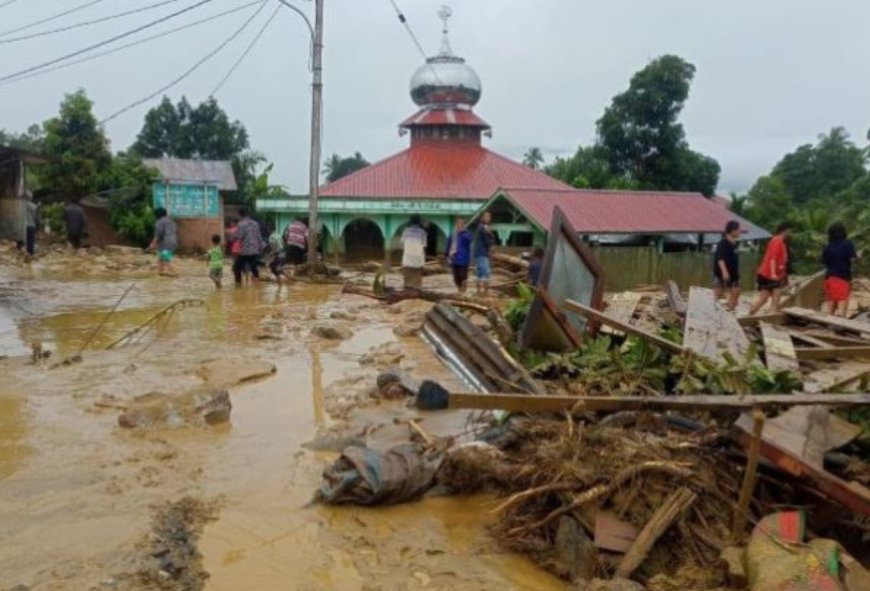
xmin=399 ymin=107 xmax=491 ymax=129
xmin=143 ymin=157 xmax=237 ymax=191
xmin=320 ymin=143 xmax=568 ymax=200
xmin=500 ymin=188 xmax=770 ymax=237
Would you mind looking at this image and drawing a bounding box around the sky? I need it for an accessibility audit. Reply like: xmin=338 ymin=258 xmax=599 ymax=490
xmin=0 ymin=0 xmax=868 ymax=195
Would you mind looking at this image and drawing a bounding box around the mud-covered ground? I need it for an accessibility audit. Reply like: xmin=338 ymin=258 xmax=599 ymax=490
xmin=0 ymin=242 xmax=567 ymax=591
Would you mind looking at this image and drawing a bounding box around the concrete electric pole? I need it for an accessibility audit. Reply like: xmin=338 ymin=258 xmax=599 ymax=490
xmin=306 ymin=0 xmax=324 ymax=265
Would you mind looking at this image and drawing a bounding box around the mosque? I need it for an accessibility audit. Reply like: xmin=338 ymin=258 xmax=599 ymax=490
xmin=257 ymin=9 xmax=766 ymax=256
xmin=257 ymin=9 xmax=569 ymax=256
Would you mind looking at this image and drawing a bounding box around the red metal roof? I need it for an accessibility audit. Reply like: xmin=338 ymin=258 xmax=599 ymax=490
xmin=321 ymin=143 xmax=569 ymax=200
xmin=399 ymin=107 xmax=491 ymax=129
xmin=500 ymin=188 xmax=763 ymax=234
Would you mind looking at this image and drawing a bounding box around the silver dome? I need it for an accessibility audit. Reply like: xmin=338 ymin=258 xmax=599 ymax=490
xmin=410 ymin=55 xmax=482 ymax=107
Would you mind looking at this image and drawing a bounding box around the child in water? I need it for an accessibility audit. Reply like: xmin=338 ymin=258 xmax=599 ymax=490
xmin=207 ymin=234 xmax=224 ymax=289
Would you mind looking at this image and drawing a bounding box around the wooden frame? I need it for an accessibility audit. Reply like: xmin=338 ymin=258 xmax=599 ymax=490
xmin=519 ymin=206 xmax=604 ymax=350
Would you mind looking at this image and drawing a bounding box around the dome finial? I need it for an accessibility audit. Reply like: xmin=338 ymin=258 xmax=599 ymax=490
xmin=437 ymin=4 xmax=453 ymax=56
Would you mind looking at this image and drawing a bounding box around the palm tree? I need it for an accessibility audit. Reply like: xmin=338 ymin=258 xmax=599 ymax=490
xmin=523 ymin=147 xmax=544 ymax=170
xmin=728 ymin=191 xmax=748 ymax=216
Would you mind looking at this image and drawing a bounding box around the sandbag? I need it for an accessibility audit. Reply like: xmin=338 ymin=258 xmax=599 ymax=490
xmin=316 ymin=444 xmax=440 ymax=506
xmin=746 ymin=511 xmax=841 ymax=591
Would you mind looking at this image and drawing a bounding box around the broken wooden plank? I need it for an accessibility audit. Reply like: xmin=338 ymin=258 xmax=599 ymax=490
xmin=802 ymin=329 xmax=870 ymax=348
xmin=684 ymin=287 xmax=752 ymax=363
xmin=737 ymin=312 xmax=786 ymax=327
xmin=665 ymin=280 xmax=687 ymax=316
xmin=794 ymin=346 xmax=870 ymax=361
xmin=734 ymin=418 xmax=870 ymax=517
xmin=783 ymin=307 xmax=870 ymax=335
xmin=615 ymin=487 xmax=697 ymax=578
xmin=732 ymin=409 xmax=764 ymax=541
xmin=779 ymin=270 xmax=825 ymax=310
xmin=803 ymin=361 xmax=870 ymax=393
xmin=603 ymin=292 xmax=644 ymax=330
xmin=788 ymin=330 xmax=835 ymax=349
xmin=448 ymin=392 xmax=870 ymax=414
xmin=735 ymin=406 xmax=861 ymax=470
xmin=562 ymin=299 xmax=686 ymax=355
xmin=595 ymin=512 xmax=639 ymax=553
xmin=760 ymin=323 xmax=799 ymax=373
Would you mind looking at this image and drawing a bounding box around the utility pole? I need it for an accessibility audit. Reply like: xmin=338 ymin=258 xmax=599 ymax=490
xmin=306 ymin=0 xmax=324 ymax=265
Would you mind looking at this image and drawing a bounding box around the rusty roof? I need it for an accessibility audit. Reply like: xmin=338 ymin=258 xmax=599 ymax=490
xmin=143 ymin=158 xmax=237 ymax=191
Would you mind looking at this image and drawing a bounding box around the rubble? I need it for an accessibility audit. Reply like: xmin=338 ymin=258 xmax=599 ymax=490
xmin=310 ymin=322 xmax=352 ymax=340
xmin=118 ymin=388 xmax=231 ymax=429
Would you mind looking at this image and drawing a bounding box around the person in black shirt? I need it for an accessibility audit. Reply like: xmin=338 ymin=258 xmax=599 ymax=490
xmin=822 ymin=222 xmax=858 ymax=317
xmin=713 ymin=220 xmax=742 ymax=311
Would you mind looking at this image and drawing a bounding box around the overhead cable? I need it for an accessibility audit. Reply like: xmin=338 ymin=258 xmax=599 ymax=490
xmin=386 ymin=0 xmax=430 ymax=62
xmin=102 ymin=0 xmax=267 ymax=124
xmin=0 ymin=1 xmax=262 ymax=86
xmin=210 ymin=3 xmax=280 ymax=97
xmin=0 ymin=0 xmax=218 ymax=84
xmin=0 ymin=0 xmax=20 ymax=11
xmin=0 ymin=0 xmax=109 ymax=38
xmin=1 ymin=0 xmax=182 ymax=45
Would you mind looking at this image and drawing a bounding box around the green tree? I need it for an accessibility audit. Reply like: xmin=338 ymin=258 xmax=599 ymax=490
xmin=728 ymin=192 xmax=748 ymax=216
xmin=0 ymin=124 xmax=45 ymax=153
xmin=41 ymin=90 xmax=112 ymax=200
xmin=771 ymin=127 xmax=867 ymax=204
xmin=545 ymin=146 xmax=615 ymax=189
xmin=323 ymin=152 xmax=369 ymax=183
xmin=129 ymin=97 xmax=181 ymax=158
xmin=103 ymin=154 xmax=158 ymax=246
xmin=745 ymin=175 xmax=792 ymax=231
xmin=522 ymin=147 xmax=544 ymax=170
xmin=595 ymin=55 xmax=720 ymax=195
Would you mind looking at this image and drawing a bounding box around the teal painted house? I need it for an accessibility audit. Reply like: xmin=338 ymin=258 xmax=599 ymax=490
xmin=257 ymin=18 xmax=567 ymax=257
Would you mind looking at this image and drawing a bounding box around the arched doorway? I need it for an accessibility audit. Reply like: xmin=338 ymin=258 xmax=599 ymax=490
xmin=343 ymin=219 xmax=384 ymax=262
xmin=390 ymin=221 xmax=448 ymax=255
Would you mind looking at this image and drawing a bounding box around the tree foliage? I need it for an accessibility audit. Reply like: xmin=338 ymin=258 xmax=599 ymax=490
xmin=130 ymin=96 xmax=264 ymax=206
xmin=323 ymin=152 xmax=369 ymax=183
xmin=546 ymin=55 xmax=720 ymax=196
xmin=41 ymin=90 xmax=112 ymax=200
xmin=0 ymin=124 xmax=45 ymax=153
xmin=522 ymin=147 xmax=544 ymax=170
xmin=104 ymin=154 xmax=159 ymax=246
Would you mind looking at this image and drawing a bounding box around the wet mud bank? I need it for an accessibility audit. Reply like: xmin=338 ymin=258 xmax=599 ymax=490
xmin=0 ymin=245 xmax=565 ymax=591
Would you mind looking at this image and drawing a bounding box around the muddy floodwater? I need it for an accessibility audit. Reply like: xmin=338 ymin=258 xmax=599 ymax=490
xmin=0 ymin=248 xmax=567 ymax=591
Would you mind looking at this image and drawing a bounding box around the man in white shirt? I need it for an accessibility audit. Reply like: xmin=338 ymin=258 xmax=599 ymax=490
xmin=401 ymin=214 xmax=427 ymax=289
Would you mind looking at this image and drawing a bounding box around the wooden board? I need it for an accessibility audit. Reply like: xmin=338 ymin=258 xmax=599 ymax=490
xmin=802 ymin=329 xmax=870 ymax=348
xmin=448 ymin=392 xmax=870 ymax=414
xmin=803 ymin=361 xmax=870 ymax=393
xmin=784 ymin=307 xmax=870 ymax=335
xmin=735 ymin=406 xmax=861 ymax=469
xmin=604 ymin=292 xmax=643 ymax=329
xmin=780 ymin=270 xmax=825 ymax=310
xmin=760 ymin=322 xmax=799 ymax=373
xmin=519 ymin=288 xmax=582 ymax=352
xmin=684 ymin=287 xmax=752 ymax=363
xmin=594 ymin=512 xmax=639 ymax=553
xmin=788 ymin=330 xmax=835 ymax=349
xmin=665 ymin=280 xmax=687 ymax=316
xmin=737 ymin=312 xmax=786 ymax=327
xmin=562 ymin=300 xmax=685 ymax=355
xmin=794 ymin=346 xmax=870 ymax=361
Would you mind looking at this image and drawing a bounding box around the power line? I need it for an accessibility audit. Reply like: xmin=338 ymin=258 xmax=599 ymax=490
xmin=102 ymin=0 xmax=268 ymax=124
xmin=210 ymin=3 xmax=280 ymax=97
xmin=0 ymin=0 xmax=20 ymax=11
xmin=0 ymin=0 xmax=218 ymax=84
xmin=0 ymin=0 xmax=109 ymax=38
xmin=1 ymin=0 xmax=182 ymax=45
xmin=386 ymin=0 xmax=430 ymax=62
xmin=0 ymin=1 xmax=262 ymax=87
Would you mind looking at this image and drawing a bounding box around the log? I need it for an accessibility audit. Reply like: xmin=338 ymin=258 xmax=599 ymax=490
xmin=491 ymin=251 xmax=529 ymax=270
xmin=563 ymin=299 xmax=686 ymax=355
xmin=447 ymin=392 xmax=870 ymax=414
xmin=615 ymin=487 xmax=697 ymax=578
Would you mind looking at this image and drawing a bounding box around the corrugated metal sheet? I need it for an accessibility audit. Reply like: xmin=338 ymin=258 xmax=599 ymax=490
xmin=143 ymin=158 xmax=237 ymax=191
xmin=399 ymin=107 xmax=491 ymax=129
xmin=503 ymin=188 xmax=771 ymax=237
xmin=321 ymin=144 xmax=568 ymax=200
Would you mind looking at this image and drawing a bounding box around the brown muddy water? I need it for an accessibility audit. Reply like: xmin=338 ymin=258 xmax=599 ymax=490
xmin=0 ymin=253 xmax=566 ymax=591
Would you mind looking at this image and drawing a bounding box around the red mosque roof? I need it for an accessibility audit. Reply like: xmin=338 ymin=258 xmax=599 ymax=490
xmin=399 ymin=107 xmax=490 ymax=129
xmin=320 ymin=142 xmax=569 ymax=200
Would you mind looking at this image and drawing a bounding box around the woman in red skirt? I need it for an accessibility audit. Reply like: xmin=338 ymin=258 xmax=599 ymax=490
xmin=822 ymin=222 xmax=858 ymax=317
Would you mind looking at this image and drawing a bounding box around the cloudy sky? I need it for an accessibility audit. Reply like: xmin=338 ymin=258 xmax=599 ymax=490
xmin=0 ymin=0 xmax=868 ymax=194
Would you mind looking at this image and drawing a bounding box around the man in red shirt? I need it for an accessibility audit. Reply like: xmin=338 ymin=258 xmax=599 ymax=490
xmin=748 ymin=222 xmax=791 ymax=315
